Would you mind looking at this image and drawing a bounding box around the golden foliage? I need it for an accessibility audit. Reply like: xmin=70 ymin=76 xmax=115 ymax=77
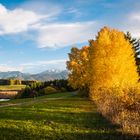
xmin=67 ymin=46 xmax=89 ymax=89
xmin=67 ymin=26 xmax=140 ymax=135
xmin=89 ymin=26 xmax=139 ymax=99
xmin=88 ymin=26 xmax=140 ymax=135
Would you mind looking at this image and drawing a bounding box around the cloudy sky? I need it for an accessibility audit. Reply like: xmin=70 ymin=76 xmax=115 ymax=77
xmin=0 ymin=0 xmax=139 ymax=73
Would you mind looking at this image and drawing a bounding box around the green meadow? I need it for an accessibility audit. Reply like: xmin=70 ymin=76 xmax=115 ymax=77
xmin=0 ymin=92 xmax=135 ymax=140
xmin=0 ymin=85 xmax=26 ymax=91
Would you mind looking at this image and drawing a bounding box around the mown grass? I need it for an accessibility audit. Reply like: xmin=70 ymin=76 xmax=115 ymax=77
xmin=0 ymin=85 xmax=26 ymax=91
xmin=0 ymin=92 xmax=135 ymax=140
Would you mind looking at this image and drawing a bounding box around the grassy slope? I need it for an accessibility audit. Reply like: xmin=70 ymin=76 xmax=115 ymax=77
xmin=0 ymin=85 xmax=26 ymax=90
xmin=0 ymin=92 xmax=134 ymax=140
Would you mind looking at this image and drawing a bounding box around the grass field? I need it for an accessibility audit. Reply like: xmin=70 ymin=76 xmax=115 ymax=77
xmin=0 ymin=92 xmax=136 ymax=140
xmin=0 ymin=85 xmax=26 ymax=91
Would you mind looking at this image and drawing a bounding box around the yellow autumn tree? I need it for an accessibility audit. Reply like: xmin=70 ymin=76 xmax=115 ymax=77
xmin=67 ymin=46 xmax=89 ymax=92
xmin=89 ymin=26 xmax=139 ymax=99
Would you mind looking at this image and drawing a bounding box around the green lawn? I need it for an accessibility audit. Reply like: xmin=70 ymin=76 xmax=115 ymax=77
xmin=0 ymin=92 xmax=135 ymax=140
xmin=0 ymin=85 xmax=26 ymax=91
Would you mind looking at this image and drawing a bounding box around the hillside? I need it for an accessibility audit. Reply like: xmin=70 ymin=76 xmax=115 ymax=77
xmin=32 ymin=69 xmax=68 ymax=81
xmin=0 ymin=70 xmax=68 ymax=81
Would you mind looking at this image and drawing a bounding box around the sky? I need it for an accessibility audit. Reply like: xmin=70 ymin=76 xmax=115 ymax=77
xmin=0 ymin=0 xmax=140 ymax=73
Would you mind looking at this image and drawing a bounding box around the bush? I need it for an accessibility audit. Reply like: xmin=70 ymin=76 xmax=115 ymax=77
xmin=39 ymin=86 xmax=57 ymax=95
xmin=94 ymin=87 xmax=140 ymax=135
xmin=15 ymin=86 xmax=38 ymax=98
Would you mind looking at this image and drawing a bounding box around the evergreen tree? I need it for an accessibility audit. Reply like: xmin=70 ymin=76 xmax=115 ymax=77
xmin=125 ymin=32 xmax=140 ymax=74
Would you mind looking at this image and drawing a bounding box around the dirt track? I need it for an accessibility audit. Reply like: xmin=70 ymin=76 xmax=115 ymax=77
xmin=0 ymin=96 xmax=67 ymax=108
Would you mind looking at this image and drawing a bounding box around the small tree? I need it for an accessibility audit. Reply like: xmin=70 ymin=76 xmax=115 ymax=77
xmin=67 ymin=46 xmax=89 ymax=96
xmin=9 ymin=79 xmax=14 ymax=85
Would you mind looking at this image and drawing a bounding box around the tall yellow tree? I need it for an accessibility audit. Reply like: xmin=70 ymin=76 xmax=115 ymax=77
xmin=89 ymin=26 xmax=139 ymax=99
xmin=67 ymin=46 xmax=89 ymax=91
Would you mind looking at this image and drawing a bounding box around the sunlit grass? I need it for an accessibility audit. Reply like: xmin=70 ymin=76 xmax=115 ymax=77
xmin=0 ymin=92 xmax=73 ymax=106
xmin=0 ymin=92 xmax=134 ymax=140
xmin=0 ymin=85 xmax=26 ymax=90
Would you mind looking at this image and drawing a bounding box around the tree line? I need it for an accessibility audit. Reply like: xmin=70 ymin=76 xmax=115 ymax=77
xmin=0 ymin=79 xmax=37 ymax=85
xmin=15 ymin=79 xmax=74 ymax=98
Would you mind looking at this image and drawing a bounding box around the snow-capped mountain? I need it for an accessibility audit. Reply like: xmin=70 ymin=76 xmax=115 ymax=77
xmin=0 ymin=70 xmax=68 ymax=81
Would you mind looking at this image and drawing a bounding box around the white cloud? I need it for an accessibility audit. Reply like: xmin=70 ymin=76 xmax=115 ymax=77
xmin=37 ymin=21 xmax=98 ymax=48
xmin=129 ymin=12 xmax=140 ymax=21
xmin=128 ymin=12 xmax=140 ymax=37
xmin=0 ymin=3 xmax=98 ymax=49
xmin=20 ymin=60 xmax=66 ymax=73
xmin=21 ymin=59 xmax=66 ymax=67
xmin=120 ymin=11 xmax=140 ymax=38
xmin=21 ymin=59 xmax=67 ymax=73
xmin=0 ymin=4 xmax=49 ymax=35
xmin=66 ymin=7 xmax=82 ymax=17
xmin=20 ymin=0 xmax=62 ymax=17
xmin=0 ymin=59 xmax=67 ymax=73
xmin=0 ymin=64 xmax=22 ymax=72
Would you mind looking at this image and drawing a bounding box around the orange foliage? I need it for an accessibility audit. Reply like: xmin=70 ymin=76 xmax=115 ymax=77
xmin=67 ymin=46 xmax=89 ymax=89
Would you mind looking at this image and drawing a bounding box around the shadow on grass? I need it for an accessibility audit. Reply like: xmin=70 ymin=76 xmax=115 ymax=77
xmin=0 ymin=99 xmax=139 ymax=140
xmin=0 ymin=126 xmax=138 ymax=140
xmin=0 ymin=107 xmax=119 ymax=130
xmin=0 ymin=109 xmax=139 ymax=139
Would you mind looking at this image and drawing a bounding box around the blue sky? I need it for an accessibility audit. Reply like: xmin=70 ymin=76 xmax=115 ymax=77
xmin=0 ymin=0 xmax=139 ymax=73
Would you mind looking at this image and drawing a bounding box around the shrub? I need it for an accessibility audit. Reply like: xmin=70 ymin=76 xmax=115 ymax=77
xmin=15 ymin=86 xmax=38 ymax=98
xmin=95 ymin=87 xmax=140 ymax=135
xmin=39 ymin=86 xmax=57 ymax=95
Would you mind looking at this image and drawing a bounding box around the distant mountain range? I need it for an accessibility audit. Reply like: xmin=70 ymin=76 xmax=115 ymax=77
xmin=0 ymin=70 xmax=68 ymax=81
